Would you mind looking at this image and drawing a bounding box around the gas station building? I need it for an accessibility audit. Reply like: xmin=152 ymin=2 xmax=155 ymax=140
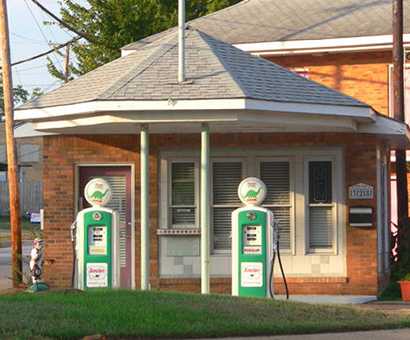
xmin=15 ymin=23 xmax=410 ymax=297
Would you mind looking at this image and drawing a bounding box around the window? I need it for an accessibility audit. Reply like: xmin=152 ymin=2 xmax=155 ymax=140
xmin=260 ymin=161 xmax=292 ymax=250
xmin=212 ymin=161 xmax=243 ymax=252
xmin=308 ymin=161 xmax=334 ymax=250
xmin=170 ymin=162 xmax=196 ymax=228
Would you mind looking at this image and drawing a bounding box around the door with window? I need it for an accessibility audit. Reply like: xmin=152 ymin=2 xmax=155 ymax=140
xmin=79 ymin=166 xmax=132 ymax=288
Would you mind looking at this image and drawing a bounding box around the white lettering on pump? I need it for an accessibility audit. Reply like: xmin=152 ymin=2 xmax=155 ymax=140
xmin=241 ymin=262 xmax=263 ymax=287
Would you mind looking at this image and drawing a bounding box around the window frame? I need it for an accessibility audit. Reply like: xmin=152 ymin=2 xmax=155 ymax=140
xmin=304 ymin=156 xmax=338 ymax=254
xmin=257 ymin=157 xmax=295 ymax=255
xmin=166 ymin=158 xmax=200 ymax=229
xmin=159 ymin=147 xmax=344 ymax=259
xmin=210 ymin=157 xmax=247 ymax=254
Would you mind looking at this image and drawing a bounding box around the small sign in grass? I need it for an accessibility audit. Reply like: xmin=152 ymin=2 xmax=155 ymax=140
xmin=0 ymin=290 xmax=409 ymax=338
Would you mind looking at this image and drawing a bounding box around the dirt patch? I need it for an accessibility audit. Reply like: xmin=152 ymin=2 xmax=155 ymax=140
xmin=356 ymin=302 xmax=410 ymax=315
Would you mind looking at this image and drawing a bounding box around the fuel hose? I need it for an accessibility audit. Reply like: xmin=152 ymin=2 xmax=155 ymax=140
xmin=269 ymin=239 xmax=289 ymax=300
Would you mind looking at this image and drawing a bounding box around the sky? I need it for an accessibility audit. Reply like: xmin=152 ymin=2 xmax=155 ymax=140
xmin=8 ymin=0 xmax=86 ymax=94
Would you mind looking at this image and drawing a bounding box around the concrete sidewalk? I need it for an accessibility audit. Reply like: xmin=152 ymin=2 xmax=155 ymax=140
xmin=197 ymin=329 xmax=410 ymax=340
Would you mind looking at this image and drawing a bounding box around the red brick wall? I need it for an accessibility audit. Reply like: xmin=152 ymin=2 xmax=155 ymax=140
xmin=43 ymin=133 xmax=386 ymax=295
xmin=266 ymin=51 xmax=392 ymax=116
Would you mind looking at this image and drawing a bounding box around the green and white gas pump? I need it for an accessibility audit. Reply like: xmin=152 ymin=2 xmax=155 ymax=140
xmin=232 ymin=177 xmax=288 ymax=299
xmin=74 ymin=178 xmax=120 ymax=290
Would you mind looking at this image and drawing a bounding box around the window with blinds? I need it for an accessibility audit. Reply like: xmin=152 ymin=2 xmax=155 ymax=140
xmin=170 ymin=162 xmax=196 ymax=227
xmin=308 ymin=161 xmax=334 ymax=249
xmin=260 ymin=161 xmax=291 ymax=250
xmin=212 ymin=161 xmax=243 ymax=252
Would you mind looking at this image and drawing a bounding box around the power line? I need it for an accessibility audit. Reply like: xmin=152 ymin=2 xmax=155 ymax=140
xmin=30 ymin=0 xmax=102 ymax=46
xmin=23 ymin=0 xmax=63 ymax=69
xmin=24 ymin=0 xmax=49 ymax=45
xmin=0 ymin=36 xmax=80 ymax=69
xmin=10 ymin=32 xmax=44 ymax=44
xmin=14 ymin=64 xmax=48 ymax=72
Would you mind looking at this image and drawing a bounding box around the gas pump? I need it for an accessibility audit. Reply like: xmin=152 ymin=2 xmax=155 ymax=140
xmin=73 ymin=178 xmax=120 ymax=290
xmin=232 ymin=177 xmax=288 ymax=299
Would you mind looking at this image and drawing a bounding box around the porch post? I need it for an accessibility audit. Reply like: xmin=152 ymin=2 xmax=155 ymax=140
xmin=140 ymin=124 xmax=150 ymax=290
xmin=201 ymin=123 xmax=210 ymax=294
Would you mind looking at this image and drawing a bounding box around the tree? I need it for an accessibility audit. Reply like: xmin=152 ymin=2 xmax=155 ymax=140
xmin=48 ymin=0 xmax=241 ymax=77
xmin=0 ymin=84 xmax=43 ymax=115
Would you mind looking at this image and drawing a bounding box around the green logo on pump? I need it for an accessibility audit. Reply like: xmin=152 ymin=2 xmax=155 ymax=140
xmin=238 ymin=177 xmax=267 ymax=206
xmin=84 ymin=178 xmax=112 ymax=207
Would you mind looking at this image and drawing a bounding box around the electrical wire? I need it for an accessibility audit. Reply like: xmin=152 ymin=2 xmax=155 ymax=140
xmin=30 ymin=0 xmax=103 ymax=46
xmin=23 ymin=0 xmax=63 ymax=70
xmin=11 ymin=32 xmax=45 ymax=44
xmin=0 ymin=36 xmax=80 ymax=69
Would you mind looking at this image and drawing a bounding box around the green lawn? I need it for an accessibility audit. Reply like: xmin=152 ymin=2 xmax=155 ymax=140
xmin=0 ymin=290 xmax=409 ymax=339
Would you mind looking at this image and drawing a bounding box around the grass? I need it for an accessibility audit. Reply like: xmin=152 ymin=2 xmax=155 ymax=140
xmin=0 ymin=290 xmax=409 ymax=339
xmin=0 ymin=216 xmax=40 ymax=244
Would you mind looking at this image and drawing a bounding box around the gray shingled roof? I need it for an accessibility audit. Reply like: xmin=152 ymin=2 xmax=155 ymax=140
xmin=18 ymin=28 xmax=368 ymax=110
xmin=123 ymin=0 xmax=410 ymax=49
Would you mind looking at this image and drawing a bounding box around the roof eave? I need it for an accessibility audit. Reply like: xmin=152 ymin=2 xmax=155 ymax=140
xmin=230 ymin=34 xmax=410 ymax=56
xmin=14 ymin=98 xmax=375 ymax=123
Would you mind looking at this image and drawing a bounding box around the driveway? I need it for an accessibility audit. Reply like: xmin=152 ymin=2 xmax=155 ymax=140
xmin=0 ymin=242 xmax=32 ymax=289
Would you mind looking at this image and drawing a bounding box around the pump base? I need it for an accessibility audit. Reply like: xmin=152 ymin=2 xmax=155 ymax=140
xmin=26 ymin=282 xmax=49 ymax=293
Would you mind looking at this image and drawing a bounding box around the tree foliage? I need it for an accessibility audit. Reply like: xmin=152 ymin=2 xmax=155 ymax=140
xmin=0 ymin=83 xmax=43 ymax=115
xmin=49 ymin=0 xmax=241 ymax=77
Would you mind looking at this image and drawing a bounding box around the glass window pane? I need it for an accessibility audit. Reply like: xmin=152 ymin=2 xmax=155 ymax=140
xmin=171 ymin=207 xmax=196 ymax=226
xmin=309 ymin=206 xmax=333 ymax=248
xmin=261 ymin=161 xmax=290 ymax=205
xmin=213 ymin=162 xmax=242 ymax=205
xmin=309 ymin=161 xmax=332 ymax=204
xmin=213 ymin=207 xmax=233 ymax=250
xmin=271 ymin=207 xmax=291 ymax=250
xmin=172 ymin=163 xmax=195 ymax=206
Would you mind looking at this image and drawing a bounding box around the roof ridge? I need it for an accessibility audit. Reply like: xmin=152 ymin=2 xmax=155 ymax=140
xmin=121 ymin=0 xmax=251 ymax=51
xmin=190 ymin=0 xmax=251 ymax=24
xmin=99 ymin=32 xmax=178 ymax=99
xmin=194 ymin=29 xmax=247 ymax=97
xmin=196 ymin=28 xmax=369 ymax=107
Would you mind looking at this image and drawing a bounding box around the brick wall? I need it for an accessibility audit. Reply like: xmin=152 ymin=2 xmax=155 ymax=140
xmin=267 ymin=51 xmax=392 ymax=116
xmin=43 ymin=133 xmax=386 ymax=295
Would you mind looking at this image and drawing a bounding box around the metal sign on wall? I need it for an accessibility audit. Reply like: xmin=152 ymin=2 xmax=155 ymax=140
xmin=349 ymin=183 xmax=374 ymax=200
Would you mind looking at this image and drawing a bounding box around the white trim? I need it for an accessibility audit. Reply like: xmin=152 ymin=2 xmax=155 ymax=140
xmin=15 ymin=98 xmax=375 ymax=122
xmin=75 ymin=163 xmax=136 ymax=289
xmin=234 ymin=34 xmax=410 ymax=56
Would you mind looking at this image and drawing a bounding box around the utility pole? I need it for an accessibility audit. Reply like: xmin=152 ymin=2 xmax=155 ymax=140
xmin=64 ymin=43 xmax=70 ymax=83
xmin=0 ymin=0 xmax=22 ymax=286
xmin=393 ymin=0 xmax=408 ymax=230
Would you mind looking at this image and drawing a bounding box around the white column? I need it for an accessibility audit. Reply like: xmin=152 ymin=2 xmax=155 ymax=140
xmin=140 ymin=124 xmax=150 ymax=290
xmin=201 ymin=123 xmax=210 ymax=294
